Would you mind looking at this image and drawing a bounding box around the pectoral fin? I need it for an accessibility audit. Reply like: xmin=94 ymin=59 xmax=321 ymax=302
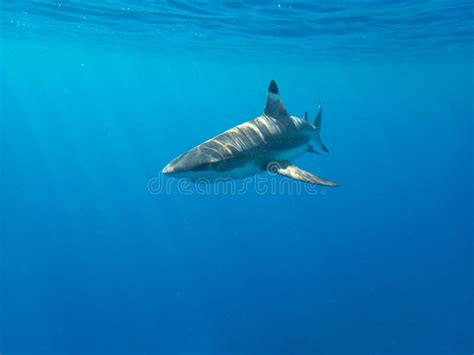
xmin=271 ymin=161 xmax=339 ymax=187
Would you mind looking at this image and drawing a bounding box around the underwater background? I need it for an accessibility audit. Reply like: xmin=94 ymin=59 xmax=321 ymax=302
xmin=0 ymin=1 xmax=473 ymax=354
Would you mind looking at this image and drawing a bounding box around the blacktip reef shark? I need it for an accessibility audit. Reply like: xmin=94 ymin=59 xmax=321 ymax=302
xmin=162 ymin=80 xmax=338 ymax=186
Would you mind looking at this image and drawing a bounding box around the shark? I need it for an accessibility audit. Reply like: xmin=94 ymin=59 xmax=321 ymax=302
xmin=162 ymin=80 xmax=338 ymax=186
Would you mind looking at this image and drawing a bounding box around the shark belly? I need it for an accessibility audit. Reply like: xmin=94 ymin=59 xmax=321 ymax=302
xmin=173 ymin=160 xmax=261 ymax=181
xmin=272 ymin=143 xmax=310 ymax=162
xmin=174 ymin=139 xmax=311 ymax=182
xmin=224 ymin=139 xmax=311 ymax=178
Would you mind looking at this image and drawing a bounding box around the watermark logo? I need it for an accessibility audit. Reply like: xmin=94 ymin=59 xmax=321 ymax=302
xmin=147 ymin=163 xmax=324 ymax=196
xmin=266 ymin=161 xmax=282 ymax=175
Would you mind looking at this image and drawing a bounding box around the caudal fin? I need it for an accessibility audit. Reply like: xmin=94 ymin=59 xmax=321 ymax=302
xmin=313 ymin=103 xmax=329 ymax=152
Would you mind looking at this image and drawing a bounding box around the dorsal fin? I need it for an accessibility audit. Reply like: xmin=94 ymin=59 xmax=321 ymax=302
xmin=264 ymin=80 xmax=290 ymax=119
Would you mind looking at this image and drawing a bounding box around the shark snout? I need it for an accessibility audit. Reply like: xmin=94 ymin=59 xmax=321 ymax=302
xmin=162 ymin=152 xmax=203 ymax=175
xmin=162 ymin=163 xmax=175 ymax=174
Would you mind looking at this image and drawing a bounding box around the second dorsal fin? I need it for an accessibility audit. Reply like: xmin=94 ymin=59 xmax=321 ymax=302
xmin=264 ymin=80 xmax=290 ymax=119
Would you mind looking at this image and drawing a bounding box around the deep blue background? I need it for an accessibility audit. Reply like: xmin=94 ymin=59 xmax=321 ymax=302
xmin=1 ymin=2 xmax=473 ymax=354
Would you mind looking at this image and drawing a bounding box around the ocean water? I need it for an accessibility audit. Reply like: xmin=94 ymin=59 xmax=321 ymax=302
xmin=0 ymin=1 xmax=473 ymax=354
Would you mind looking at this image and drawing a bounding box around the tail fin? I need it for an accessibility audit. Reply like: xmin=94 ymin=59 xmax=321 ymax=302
xmin=313 ymin=103 xmax=329 ymax=152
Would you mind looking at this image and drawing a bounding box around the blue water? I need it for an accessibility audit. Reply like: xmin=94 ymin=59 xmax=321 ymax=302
xmin=1 ymin=1 xmax=473 ymax=354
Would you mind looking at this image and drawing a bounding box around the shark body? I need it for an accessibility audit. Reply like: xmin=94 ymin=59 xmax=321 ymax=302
xmin=162 ymin=80 xmax=338 ymax=186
